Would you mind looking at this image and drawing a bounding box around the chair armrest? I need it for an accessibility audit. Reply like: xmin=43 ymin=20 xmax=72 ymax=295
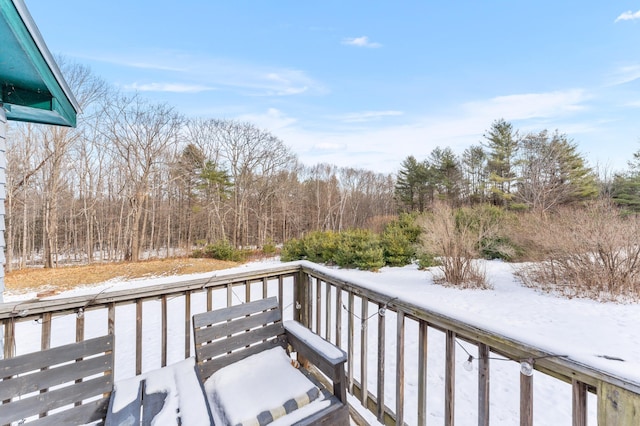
xmin=284 ymin=321 xmax=346 ymax=367
xmin=284 ymin=321 xmax=348 ymax=403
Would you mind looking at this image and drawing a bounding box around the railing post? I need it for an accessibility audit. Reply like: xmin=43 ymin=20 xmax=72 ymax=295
xmin=520 ymin=369 xmax=533 ymax=426
xmin=598 ymin=382 xmax=640 ymax=425
xmin=295 ymin=268 xmax=310 ymax=327
xmin=572 ymin=379 xmax=587 ymax=426
xmin=478 ymin=343 xmax=490 ymax=426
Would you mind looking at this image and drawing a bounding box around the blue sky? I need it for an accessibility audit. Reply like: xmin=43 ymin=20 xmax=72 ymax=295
xmin=25 ymin=1 xmax=640 ymax=174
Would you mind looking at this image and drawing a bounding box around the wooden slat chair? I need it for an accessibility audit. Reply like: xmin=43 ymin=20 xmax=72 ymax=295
xmin=192 ymin=296 xmax=349 ymax=426
xmin=0 ymin=335 xmax=114 ymax=426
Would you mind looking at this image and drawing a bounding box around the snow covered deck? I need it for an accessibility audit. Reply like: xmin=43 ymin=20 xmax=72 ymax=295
xmin=0 ymin=261 xmax=639 ymax=425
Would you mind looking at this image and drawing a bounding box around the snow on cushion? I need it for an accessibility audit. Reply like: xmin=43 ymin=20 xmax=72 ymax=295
xmin=204 ymin=346 xmax=323 ymax=426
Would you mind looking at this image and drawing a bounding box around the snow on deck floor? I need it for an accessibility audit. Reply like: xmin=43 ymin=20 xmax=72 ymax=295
xmin=4 ymin=259 xmax=639 ymax=425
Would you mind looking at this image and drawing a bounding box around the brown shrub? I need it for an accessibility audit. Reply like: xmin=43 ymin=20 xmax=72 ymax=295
xmin=514 ymin=201 xmax=640 ymax=300
xmin=420 ymin=203 xmax=489 ymax=289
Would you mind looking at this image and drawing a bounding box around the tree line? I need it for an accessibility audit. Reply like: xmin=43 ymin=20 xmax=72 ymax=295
xmin=5 ymin=61 xmax=395 ymax=269
xmin=5 ymin=60 xmax=639 ymax=270
xmin=395 ymin=119 xmax=606 ymax=213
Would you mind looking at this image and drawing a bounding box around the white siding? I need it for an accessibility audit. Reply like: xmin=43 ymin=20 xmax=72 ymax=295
xmin=0 ymin=106 xmax=5 ymax=303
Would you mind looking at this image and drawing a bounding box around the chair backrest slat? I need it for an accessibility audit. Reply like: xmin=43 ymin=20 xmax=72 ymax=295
xmin=193 ymin=297 xmax=286 ymax=380
xmin=0 ymin=335 xmax=113 ymax=425
xmin=193 ymin=297 xmax=280 ymax=328
xmin=194 ymin=308 xmax=282 ymax=345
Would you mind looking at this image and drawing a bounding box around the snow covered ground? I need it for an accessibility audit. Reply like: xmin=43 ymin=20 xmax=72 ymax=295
xmin=4 ymin=259 xmax=639 ymax=425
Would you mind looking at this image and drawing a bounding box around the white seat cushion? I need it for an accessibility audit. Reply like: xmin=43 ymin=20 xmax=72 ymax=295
xmin=204 ymin=347 xmax=323 ymax=426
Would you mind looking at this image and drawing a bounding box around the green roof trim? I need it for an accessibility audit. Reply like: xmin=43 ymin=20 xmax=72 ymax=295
xmin=0 ymin=0 xmax=79 ymax=127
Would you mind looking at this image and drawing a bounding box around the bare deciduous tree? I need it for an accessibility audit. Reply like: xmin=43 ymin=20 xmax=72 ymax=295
xmin=102 ymin=94 xmax=183 ymax=261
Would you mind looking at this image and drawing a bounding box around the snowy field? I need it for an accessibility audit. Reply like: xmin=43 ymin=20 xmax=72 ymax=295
xmin=4 ymin=259 xmax=639 ymax=425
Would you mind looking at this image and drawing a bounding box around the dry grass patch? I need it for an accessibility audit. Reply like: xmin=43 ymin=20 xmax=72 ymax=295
xmin=5 ymin=258 xmax=240 ymax=295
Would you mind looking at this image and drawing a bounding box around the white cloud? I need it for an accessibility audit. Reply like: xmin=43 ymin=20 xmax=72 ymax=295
xmin=123 ymin=82 xmax=214 ymax=93
xmin=339 ymin=110 xmax=403 ymax=123
xmin=608 ymin=64 xmax=640 ymax=86
xmin=313 ymin=142 xmax=346 ymax=151
xmin=82 ymin=50 xmax=324 ymax=97
xmin=615 ymin=10 xmax=640 ymax=22
xmin=255 ymin=89 xmax=593 ymax=173
xmin=342 ymin=36 xmax=382 ymax=48
xmin=462 ymin=89 xmax=589 ymax=121
xmin=237 ymin=108 xmax=297 ymax=131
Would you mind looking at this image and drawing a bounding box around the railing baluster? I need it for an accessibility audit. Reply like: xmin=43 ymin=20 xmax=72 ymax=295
xmin=396 ymin=310 xmax=404 ymax=426
xmin=316 ymin=278 xmax=322 ymax=334
xmin=136 ymin=299 xmax=142 ymax=375
xmin=396 ymin=310 xmax=405 ymax=426
xmin=418 ymin=320 xmax=428 ymax=426
xmin=262 ymin=277 xmax=268 ymax=299
xmin=207 ymin=287 xmax=213 ymax=311
xmin=361 ymin=298 xmax=368 ymax=407
xmin=245 ymin=280 xmax=250 ymax=302
xmin=335 ymin=289 xmax=342 ymax=347
xmin=445 ymin=330 xmax=455 ymax=426
xmin=325 ymin=283 xmax=331 ymax=342
xmin=377 ymin=302 xmax=386 ymax=423
xmin=75 ymin=309 xmax=85 ymax=407
xmin=348 ymin=292 xmax=355 ymax=394
xmin=76 ymin=309 xmax=84 ymax=342
xmin=278 ymin=275 xmax=284 ymax=314
xmin=161 ymin=296 xmax=167 ymax=367
xmin=478 ymin=343 xmax=490 ymax=426
xmin=520 ymin=369 xmax=533 ymax=426
xmin=41 ymin=313 xmax=51 ymax=350
xmin=226 ymin=283 xmax=232 ymax=307
xmin=108 ymin=302 xmax=115 ymax=336
xmin=39 ymin=313 xmax=52 ymax=417
xmin=185 ymin=290 xmax=191 ymax=358
xmin=572 ymin=379 xmax=587 ymax=426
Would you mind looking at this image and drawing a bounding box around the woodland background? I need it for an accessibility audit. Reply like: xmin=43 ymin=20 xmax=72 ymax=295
xmin=5 ymin=60 xmax=640 ymax=271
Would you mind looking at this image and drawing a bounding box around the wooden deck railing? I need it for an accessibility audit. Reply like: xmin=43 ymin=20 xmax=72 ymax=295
xmin=0 ymin=261 xmax=638 ymax=425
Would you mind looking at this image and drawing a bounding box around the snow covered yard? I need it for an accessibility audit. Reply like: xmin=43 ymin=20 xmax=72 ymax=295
xmin=3 ymin=259 xmax=639 ymax=425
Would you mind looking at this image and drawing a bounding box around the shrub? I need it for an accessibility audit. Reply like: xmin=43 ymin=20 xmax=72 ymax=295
xmin=454 ymin=204 xmax=518 ymax=260
xmin=280 ymin=231 xmax=338 ymax=263
xmin=280 ymin=238 xmax=305 ymax=261
xmin=333 ymin=229 xmax=385 ymax=270
xmin=515 ymin=201 xmax=640 ymax=300
xmin=262 ymin=241 xmax=277 ymax=256
xmin=479 ymin=236 xmax=519 ymax=261
xmin=420 ymin=203 xmax=489 ymax=288
xmin=380 ymin=213 xmax=421 ymax=266
xmin=416 ymin=252 xmax=439 ymax=269
xmin=302 ymin=231 xmax=338 ymax=264
xmin=203 ymin=240 xmax=247 ymax=262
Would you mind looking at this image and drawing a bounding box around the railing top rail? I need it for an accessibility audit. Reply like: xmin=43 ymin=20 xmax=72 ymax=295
xmin=298 ymin=261 xmax=640 ymax=396
xmin=0 ymin=263 xmax=302 ymax=319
